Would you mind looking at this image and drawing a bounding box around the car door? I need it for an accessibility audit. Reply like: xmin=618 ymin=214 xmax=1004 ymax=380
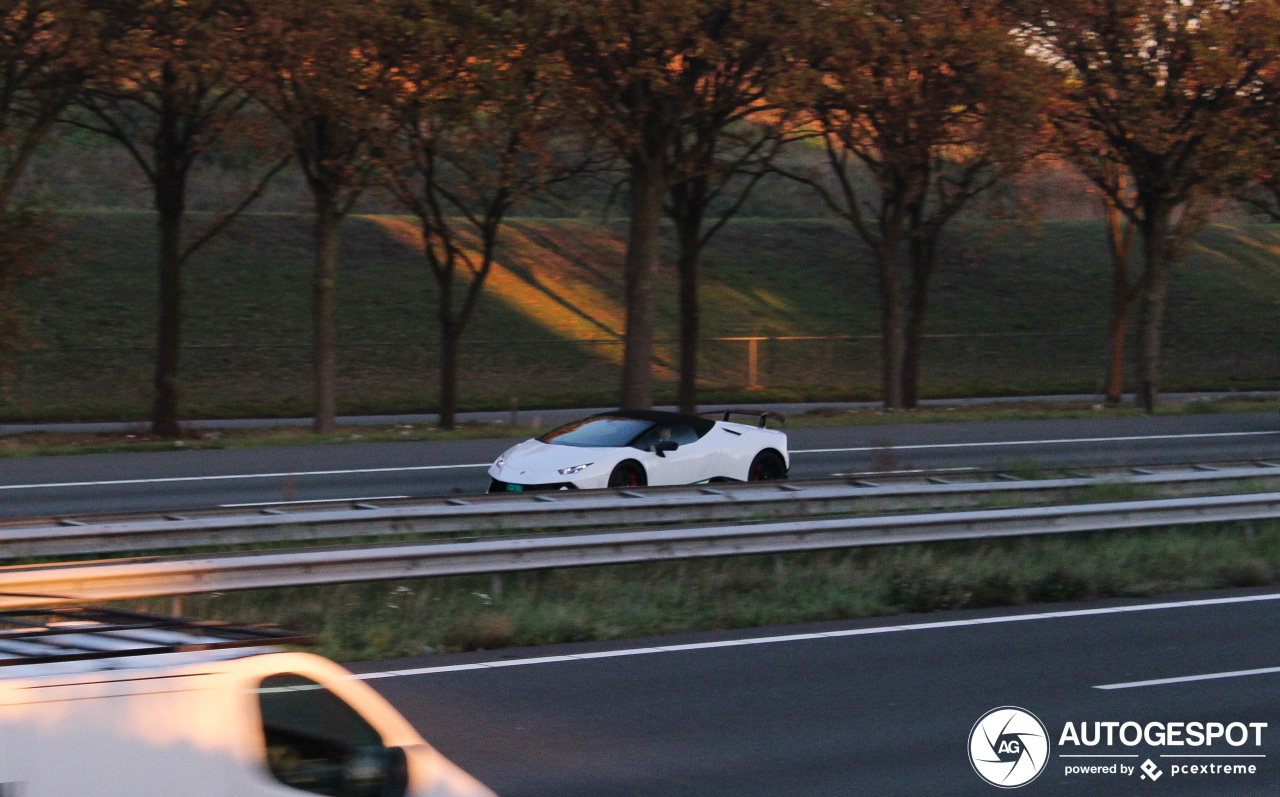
xmin=634 ymin=422 xmax=715 ymax=485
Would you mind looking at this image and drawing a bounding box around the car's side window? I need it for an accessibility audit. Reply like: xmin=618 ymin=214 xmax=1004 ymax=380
xmin=635 ymin=423 xmax=699 ymax=450
xmin=255 ymin=674 xmax=406 ymax=797
xmin=667 ymin=423 xmax=699 ymax=446
xmin=632 ymin=425 xmax=660 ymax=450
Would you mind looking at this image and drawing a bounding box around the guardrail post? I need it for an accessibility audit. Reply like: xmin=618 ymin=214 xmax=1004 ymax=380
xmin=490 ymin=573 xmax=503 ymax=603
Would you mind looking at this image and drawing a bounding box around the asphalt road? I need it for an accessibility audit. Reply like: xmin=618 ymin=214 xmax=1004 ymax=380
xmin=351 ymin=588 xmax=1280 ymax=796
xmin=3 ymin=411 xmax=1280 ymax=519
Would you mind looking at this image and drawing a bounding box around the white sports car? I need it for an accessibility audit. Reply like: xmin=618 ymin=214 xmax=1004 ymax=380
xmin=488 ymin=409 xmax=789 ymax=492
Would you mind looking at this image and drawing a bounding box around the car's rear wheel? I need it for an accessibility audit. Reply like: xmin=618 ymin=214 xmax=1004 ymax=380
xmin=608 ymin=460 xmax=647 ymax=488
xmin=748 ymin=450 xmax=787 ymax=481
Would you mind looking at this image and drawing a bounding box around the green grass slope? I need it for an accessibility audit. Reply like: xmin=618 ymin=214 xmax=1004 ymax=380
xmin=3 ymin=212 xmax=1279 ymax=421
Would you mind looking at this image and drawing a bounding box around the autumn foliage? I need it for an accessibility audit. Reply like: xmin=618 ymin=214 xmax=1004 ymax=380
xmin=1020 ymin=0 xmax=1280 ymax=409
xmin=5 ymin=0 xmax=1280 ymax=427
xmin=787 ymin=0 xmax=1052 ymax=409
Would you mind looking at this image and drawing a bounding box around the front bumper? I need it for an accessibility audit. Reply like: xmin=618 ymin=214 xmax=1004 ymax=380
xmin=488 ymin=479 xmax=579 ymax=493
xmin=487 ymin=462 xmax=614 ymax=491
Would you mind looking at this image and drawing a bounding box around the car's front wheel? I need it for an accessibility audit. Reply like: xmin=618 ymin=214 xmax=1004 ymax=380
xmin=608 ymin=460 xmax=647 ymax=488
xmin=748 ymin=450 xmax=787 ymax=481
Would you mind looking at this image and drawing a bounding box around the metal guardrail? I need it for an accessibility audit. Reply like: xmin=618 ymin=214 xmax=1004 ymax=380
xmin=5 ymin=464 xmax=1280 ymax=559
xmin=2 ymin=490 xmax=1279 ymax=608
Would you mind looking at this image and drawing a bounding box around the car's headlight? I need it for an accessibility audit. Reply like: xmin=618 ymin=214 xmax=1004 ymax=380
xmin=558 ymin=463 xmax=593 ymax=476
xmin=494 ymin=454 xmax=508 ymax=468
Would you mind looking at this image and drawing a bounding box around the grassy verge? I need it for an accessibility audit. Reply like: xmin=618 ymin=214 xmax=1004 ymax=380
xmin=123 ymin=521 xmax=1280 ymax=662
xmin=786 ymin=395 xmax=1280 ymax=427
xmin=0 ymin=421 xmax=555 ymax=458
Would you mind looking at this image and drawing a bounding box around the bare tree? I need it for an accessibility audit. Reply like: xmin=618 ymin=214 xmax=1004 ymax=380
xmin=1020 ymin=0 xmax=1280 ymax=410
xmin=246 ymin=0 xmax=388 ymax=433
xmin=70 ymin=0 xmax=288 ymax=436
xmin=371 ymin=0 xmax=590 ymax=428
xmin=666 ymin=122 xmax=794 ymax=412
xmin=785 ymin=0 xmax=1048 ymax=409
xmin=547 ymin=0 xmax=802 ymax=409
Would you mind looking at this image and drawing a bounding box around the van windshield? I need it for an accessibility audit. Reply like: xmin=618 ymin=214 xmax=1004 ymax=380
xmin=538 ymin=416 xmax=654 ymax=448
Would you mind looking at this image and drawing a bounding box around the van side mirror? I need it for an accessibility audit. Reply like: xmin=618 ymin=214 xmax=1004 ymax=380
xmin=654 ymin=440 xmax=678 ymax=456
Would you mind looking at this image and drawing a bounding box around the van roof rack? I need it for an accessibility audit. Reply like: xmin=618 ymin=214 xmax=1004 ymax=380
xmin=0 ymin=606 xmax=311 ymax=667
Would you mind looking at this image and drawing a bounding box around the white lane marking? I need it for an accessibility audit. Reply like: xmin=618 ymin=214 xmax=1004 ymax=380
xmin=6 ymin=430 xmax=1273 ymax=490
xmin=792 ymin=430 xmax=1280 ymax=455
xmin=219 ymin=495 xmax=409 ymax=508
xmin=1095 ymin=665 xmax=1280 ymax=690
xmin=0 ymin=463 xmax=492 ymax=491
xmin=830 ymin=467 xmax=980 ymax=477
xmin=352 ymin=591 xmax=1280 ymax=681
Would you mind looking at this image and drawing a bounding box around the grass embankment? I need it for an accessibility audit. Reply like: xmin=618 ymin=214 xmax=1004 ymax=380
xmin=6 ymin=213 xmax=1280 ymax=422
xmin=124 ymin=521 xmax=1280 ymax=662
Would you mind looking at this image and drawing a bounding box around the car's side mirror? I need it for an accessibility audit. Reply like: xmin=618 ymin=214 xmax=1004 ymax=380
xmin=654 ymin=440 xmax=678 ymax=456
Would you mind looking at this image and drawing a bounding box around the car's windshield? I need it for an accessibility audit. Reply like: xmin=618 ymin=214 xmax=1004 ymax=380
xmin=538 ymin=416 xmax=654 ymax=448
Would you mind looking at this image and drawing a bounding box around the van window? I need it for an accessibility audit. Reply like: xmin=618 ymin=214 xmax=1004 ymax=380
xmin=256 ymin=674 xmax=404 ymax=797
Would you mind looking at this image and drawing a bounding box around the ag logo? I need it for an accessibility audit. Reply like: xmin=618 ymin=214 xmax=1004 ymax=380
xmin=968 ymin=706 xmax=1050 ymax=788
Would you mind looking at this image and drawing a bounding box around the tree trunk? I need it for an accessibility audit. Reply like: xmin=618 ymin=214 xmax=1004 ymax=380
xmin=1137 ymin=211 xmax=1171 ymax=413
xmin=677 ymin=241 xmax=699 ymax=414
xmin=440 ymin=310 xmax=460 ymax=429
xmin=1105 ymin=304 xmax=1131 ymax=407
xmin=312 ymin=195 xmax=340 ymax=433
xmin=901 ymin=302 xmax=926 ymax=409
xmin=1103 ymin=177 xmax=1136 ymax=407
xmin=151 ymin=183 xmax=184 ymax=438
xmin=621 ymin=159 xmax=665 ymax=410
xmin=901 ymin=235 xmax=937 ymax=409
xmin=674 ymin=181 xmax=705 ymax=415
xmin=150 ymin=80 xmax=186 ymax=439
xmin=877 ymin=240 xmax=905 ymax=410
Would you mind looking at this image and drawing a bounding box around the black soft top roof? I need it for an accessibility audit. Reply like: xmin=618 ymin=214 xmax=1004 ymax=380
xmin=591 ymin=409 xmax=716 ymax=437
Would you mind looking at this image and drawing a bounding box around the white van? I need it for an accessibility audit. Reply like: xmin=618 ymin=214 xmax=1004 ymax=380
xmin=0 ymin=608 xmax=496 ymax=797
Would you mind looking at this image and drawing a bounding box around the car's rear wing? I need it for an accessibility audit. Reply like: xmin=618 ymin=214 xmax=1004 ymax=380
xmin=708 ymin=409 xmax=787 ymax=428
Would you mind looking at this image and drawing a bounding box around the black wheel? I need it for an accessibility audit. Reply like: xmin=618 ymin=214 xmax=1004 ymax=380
xmin=608 ymin=460 xmax=647 ymax=488
xmin=748 ymin=450 xmax=787 ymax=481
